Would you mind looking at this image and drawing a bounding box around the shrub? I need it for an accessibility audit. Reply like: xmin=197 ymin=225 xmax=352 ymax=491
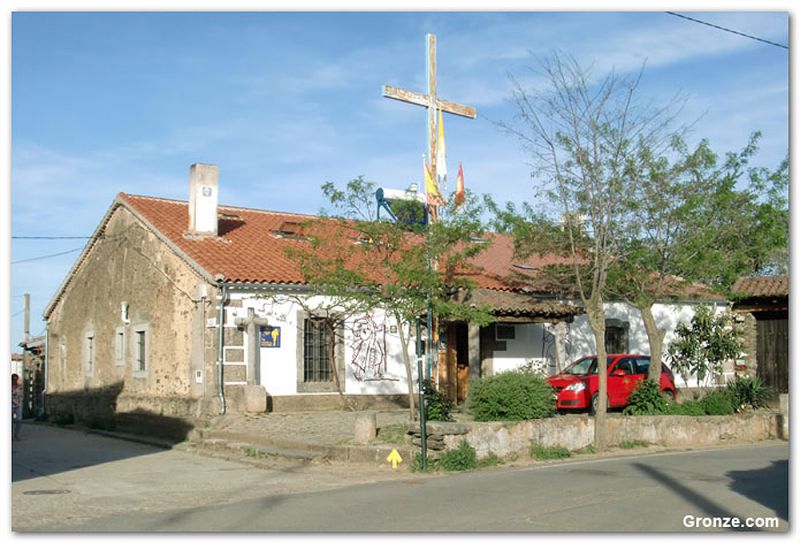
xmin=623 ymin=379 xmax=669 ymax=416
xmin=439 ymin=440 xmax=478 ymax=471
xmin=476 ymin=452 xmax=505 ymax=469
xmin=466 ymin=371 xmax=555 ymax=421
xmin=52 ymin=413 xmax=75 ymax=427
xmin=89 ymin=416 xmax=116 ymax=431
xmin=700 ymin=389 xmax=735 ymax=416
xmin=530 ymin=443 xmax=571 ymax=460
xmin=619 ymin=440 xmax=650 ymax=449
xmin=726 ymin=376 xmax=773 ymax=412
xmin=665 ymin=399 xmax=706 ymax=416
xmin=423 ymin=379 xmax=454 ymax=422
xmin=409 ymin=452 xmax=430 ymax=472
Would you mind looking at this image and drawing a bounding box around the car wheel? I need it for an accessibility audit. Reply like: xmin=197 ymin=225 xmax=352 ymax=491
xmin=590 ymin=393 xmax=599 ymax=415
xmin=662 ymin=389 xmax=675 ymax=403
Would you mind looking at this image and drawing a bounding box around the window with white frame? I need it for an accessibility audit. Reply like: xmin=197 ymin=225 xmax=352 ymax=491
xmin=132 ymin=324 xmax=149 ymax=376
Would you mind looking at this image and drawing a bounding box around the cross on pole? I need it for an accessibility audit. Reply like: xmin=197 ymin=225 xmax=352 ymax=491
xmin=383 ymin=33 xmax=476 ymax=218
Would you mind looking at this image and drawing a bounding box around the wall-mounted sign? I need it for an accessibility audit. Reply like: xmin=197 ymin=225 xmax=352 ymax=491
xmin=260 ymin=325 xmax=281 ymax=348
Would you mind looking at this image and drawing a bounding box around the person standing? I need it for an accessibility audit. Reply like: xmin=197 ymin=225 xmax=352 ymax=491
xmin=12 ymin=373 xmax=22 ymax=441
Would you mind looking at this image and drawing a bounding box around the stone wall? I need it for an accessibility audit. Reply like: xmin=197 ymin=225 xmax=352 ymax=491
xmin=735 ymin=311 xmax=759 ymax=378
xmin=46 ymin=204 xmax=217 ymax=425
xmin=267 ymin=393 xmax=410 ymax=412
xmin=432 ymin=413 xmax=782 ymax=458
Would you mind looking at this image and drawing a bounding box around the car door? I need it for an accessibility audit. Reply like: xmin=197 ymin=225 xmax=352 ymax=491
xmin=609 ymin=357 xmax=638 ymax=406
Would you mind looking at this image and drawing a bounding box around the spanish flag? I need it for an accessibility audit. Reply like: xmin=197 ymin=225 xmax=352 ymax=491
xmin=424 ymin=157 xmax=445 ymax=207
xmin=454 ymin=162 xmax=465 ymax=207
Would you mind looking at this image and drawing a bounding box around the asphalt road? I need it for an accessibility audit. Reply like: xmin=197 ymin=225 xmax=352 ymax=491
xmin=10 ymin=423 xmax=789 ymax=533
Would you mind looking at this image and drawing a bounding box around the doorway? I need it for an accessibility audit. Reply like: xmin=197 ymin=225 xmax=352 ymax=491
xmin=438 ymin=322 xmax=470 ymax=403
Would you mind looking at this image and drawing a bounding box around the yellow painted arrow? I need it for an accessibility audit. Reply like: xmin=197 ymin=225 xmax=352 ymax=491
xmin=386 ymin=448 xmax=403 ymax=469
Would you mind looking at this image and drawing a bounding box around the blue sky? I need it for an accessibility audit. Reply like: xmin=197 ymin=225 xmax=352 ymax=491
xmin=5 ymin=8 xmax=791 ymax=347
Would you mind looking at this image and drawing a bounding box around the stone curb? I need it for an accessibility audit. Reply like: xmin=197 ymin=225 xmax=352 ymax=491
xmin=196 ymin=429 xmax=417 ymax=465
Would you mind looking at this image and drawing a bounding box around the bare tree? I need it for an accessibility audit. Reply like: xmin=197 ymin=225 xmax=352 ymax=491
xmin=499 ymin=52 xmax=686 ymax=450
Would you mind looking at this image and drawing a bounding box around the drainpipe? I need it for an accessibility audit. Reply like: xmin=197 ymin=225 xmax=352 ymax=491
xmin=216 ymin=279 xmax=227 ymax=415
xmin=43 ymin=320 xmax=49 ymax=418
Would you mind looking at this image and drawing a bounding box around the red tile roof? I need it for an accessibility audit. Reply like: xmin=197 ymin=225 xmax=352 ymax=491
xmin=118 ymin=193 xmax=567 ymax=293
xmin=40 ymin=193 xmax=716 ymax=320
xmin=732 ymin=275 xmax=789 ymax=298
xmin=121 ymin=193 xmax=318 ymax=285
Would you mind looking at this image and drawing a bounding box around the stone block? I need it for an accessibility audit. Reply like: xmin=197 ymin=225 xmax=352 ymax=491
xmin=243 ymin=384 xmax=267 ymax=413
xmin=353 ymin=413 xmax=377 ymax=444
xmin=779 ymin=393 xmax=789 ymax=439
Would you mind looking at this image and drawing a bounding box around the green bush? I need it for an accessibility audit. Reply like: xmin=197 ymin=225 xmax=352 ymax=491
xmin=476 ymin=452 xmax=505 ymax=469
xmin=726 ymin=376 xmax=773 ymax=412
xmin=700 ymin=389 xmax=735 ymax=416
xmin=623 ymin=379 xmax=669 ymax=415
xmin=619 ymin=440 xmax=650 ymax=449
xmin=423 ymin=379 xmax=454 ymax=422
xmin=665 ymin=399 xmax=706 ymax=416
xmin=466 ymin=371 xmax=555 ymax=421
xmin=52 ymin=413 xmax=75 ymax=427
xmin=530 ymin=443 xmax=571 ymax=460
xmin=439 ymin=440 xmax=478 ymax=471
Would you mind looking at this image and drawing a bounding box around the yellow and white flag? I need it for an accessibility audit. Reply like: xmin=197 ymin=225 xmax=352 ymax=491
xmin=436 ymin=107 xmax=447 ymax=185
xmin=424 ymin=156 xmax=445 ymax=207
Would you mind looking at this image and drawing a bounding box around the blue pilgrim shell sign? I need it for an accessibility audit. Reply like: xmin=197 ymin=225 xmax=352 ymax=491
xmin=259 ymin=325 xmax=281 ymax=348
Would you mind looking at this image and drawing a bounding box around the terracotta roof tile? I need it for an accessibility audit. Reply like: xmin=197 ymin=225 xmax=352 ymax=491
xmin=118 ymin=193 xmax=564 ymax=293
xmin=120 ymin=193 xmax=315 ymax=285
xmin=116 ymin=193 xmax=719 ymax=304
xmin=732 ymin=275 xmax=789 ymax=298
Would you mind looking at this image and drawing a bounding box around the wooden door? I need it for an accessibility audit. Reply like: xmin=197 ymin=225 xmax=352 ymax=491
xmin=757 ymin=317 xmax=788 ymax=393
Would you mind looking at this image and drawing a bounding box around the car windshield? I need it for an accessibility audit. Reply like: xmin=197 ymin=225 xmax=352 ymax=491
xmin=563 ymin=357 xmax=596 ymax=375
xmin=562 ymin=356 xmax=615 ymax=375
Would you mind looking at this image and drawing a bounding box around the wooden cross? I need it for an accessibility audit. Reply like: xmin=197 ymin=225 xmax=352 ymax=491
xmin=383 ymin=33 xmax=476 ymax=192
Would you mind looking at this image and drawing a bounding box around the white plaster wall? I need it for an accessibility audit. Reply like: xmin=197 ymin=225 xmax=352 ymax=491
xmin=567 ymin=302 xmax=727 ymax=388
xmin=342 ymin=309 xmax=420 ymax=396
xmin=231 ymin=294 xmax=417 ymax=397
xmin=485 ymin=301 xmax=728 ymax=389
xmin=491 ymin=323 xmax=548 ymax=375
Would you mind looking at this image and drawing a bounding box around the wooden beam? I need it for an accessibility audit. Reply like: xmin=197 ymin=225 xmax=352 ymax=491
xmin=382 ymin=85 xmax=477 ymax=119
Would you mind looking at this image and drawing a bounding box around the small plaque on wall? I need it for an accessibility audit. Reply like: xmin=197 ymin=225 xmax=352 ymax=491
xmin=260 ymin=326 xmax=281 ymax=348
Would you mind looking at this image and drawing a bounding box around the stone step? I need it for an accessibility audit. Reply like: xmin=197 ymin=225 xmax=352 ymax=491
xmin=195 ymin=437 xmax=319 ymax=462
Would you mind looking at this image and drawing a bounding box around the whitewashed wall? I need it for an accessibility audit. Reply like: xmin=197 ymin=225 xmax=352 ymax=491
xmin=226 ymin=293 xmax=418 ymax=397
xmin=225 ymin=292 xmax=728 ymax=396
xmin=486 ymin=301 xmax=728 ymax=389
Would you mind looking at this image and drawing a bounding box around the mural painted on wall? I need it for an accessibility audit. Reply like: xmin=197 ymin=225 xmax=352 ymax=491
xmin=351 ymin=313 xmax=398 ymax=382
xmin=543 ymin=321 xmax=572 ymax=374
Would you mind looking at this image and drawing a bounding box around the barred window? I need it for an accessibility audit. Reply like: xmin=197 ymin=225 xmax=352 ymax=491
xmin=303 ymin=318 xmax=333 ymax=382
xmin=136 ymin=330 xmax=146 ymax=372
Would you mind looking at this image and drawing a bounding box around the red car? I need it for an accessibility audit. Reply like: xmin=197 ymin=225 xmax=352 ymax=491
xmin=548 ymin=354 xmax=676 ymax=414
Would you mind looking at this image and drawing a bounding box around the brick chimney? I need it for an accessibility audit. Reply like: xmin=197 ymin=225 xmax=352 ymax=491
xmin=188 ymin=163 xmax=219 ymax=237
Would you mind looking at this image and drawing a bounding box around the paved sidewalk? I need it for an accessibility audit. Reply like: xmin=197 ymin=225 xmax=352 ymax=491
xmin=191 ymin=409 xmax=419 ymax=464
xmin=201 ymin=409 xmax=415 ymax=447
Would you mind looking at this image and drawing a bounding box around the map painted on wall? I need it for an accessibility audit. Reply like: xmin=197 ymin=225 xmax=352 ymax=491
xmin=351 ymin=313 xmax=397 ymax=381
xmin=259 ymin=325 xmax=281 ymax=348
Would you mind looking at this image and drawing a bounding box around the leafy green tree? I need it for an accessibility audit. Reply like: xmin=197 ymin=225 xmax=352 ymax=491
xmin=667 ymin=305 xmax=744 ymax=386
xmin=609 ymin=133 xmax=787 ymax=383
xmin=281 ymin=176 xmax=494 ymax=420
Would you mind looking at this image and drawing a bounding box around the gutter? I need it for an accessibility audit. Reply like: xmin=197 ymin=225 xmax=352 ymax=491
xmin=43 ymin=320 xmax=49 ymax=418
